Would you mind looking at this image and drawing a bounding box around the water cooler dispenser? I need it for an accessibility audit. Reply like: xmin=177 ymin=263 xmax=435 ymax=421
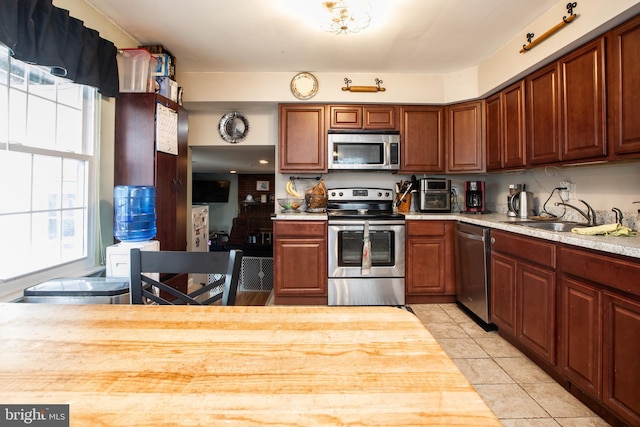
xmin=107 ymin=185 xmax=159 ymax=280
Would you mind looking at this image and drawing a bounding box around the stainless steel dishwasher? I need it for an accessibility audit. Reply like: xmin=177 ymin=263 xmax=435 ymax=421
xmin=454 ymin=222 xmax=492 ymax=326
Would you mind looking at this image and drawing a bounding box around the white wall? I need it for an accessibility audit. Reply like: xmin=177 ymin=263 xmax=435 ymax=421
xmin=178 ymin=1 xmax=640 ymax=105
xmin=189 ymin=105 xmax=278 ymax=148
xmin=479 ymin=0 xmax=640 ymax=96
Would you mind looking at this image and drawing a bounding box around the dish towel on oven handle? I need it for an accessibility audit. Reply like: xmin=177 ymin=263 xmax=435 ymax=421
xmin=361 ymin=220 xmax=371 ymax=275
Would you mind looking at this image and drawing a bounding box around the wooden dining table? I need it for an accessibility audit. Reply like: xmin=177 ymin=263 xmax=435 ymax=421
xmin=0 ymin=303 xmax=500 ymax=426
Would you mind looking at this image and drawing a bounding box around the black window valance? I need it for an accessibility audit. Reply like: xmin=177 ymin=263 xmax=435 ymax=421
xmin=0 ymin=0 xmax=119 ymax=97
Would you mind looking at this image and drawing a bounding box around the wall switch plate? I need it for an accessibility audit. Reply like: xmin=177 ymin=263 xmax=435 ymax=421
xmin=559 ymin=181 xmax=571 ymax=201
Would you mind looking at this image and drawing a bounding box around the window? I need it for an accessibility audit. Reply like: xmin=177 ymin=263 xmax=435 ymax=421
xmin=0 ymin=45 xmax=99 ymax=298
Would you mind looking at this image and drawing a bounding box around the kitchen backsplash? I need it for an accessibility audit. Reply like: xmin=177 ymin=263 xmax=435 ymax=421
xmin=275 ymin=160 xmax=640 ymax=229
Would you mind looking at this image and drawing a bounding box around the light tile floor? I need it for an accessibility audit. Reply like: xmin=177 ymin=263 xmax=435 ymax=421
xmin=410 ymin=303 xmax=611 ymax=427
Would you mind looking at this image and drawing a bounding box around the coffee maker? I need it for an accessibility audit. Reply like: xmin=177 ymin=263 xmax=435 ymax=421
xmin=464 ymin=181 xmax=485 ymax=213
xmin=507 ymin=184 xmax=523 ymax=217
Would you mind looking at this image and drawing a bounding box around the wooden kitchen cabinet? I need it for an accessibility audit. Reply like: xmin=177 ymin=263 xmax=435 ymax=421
xmin=399 ymin=105 xmax=445 ymax=173
xmin=486 ymin=81 xmax=526 ymax=171
xmin=405 ymin=220 xmax=455 ymax=303
xmin=490 ymin=230 xmax=557 ymax=364
xmin=329 ymin=105 xmax=398 ymax=130
xmin=485 ymin=93 xmax=502 ymax=171
xmin=525 ymin=62 xmax=561 ymax=164
xmin=560 ymin=37 xmax=607 ymax=162
xmin=273 ymin=221 xmax=327 ymax=305
xmin=278 ymin=104 xmax=327 ymax=172
xmin=527 ymin=37 xmax=607 ymax=165
xmin=559 ymin=245 xmax=640 ymax=426
xmin=490 ymin=251 xmax=517 ymax=335
xmin=608 ymin=13 xmax=640 ymax=158
xmin=114 ymin=93 xmax=188 ymax=253
xmin=602 ymin=293 xmax=640 ymax=426
xmin=115 ymin=93 xmax=188 ymax=293
xmin=558 ymin=275 xmax=602 ymax=399
xmin=446 ymin=100 xmax=485 ymax=172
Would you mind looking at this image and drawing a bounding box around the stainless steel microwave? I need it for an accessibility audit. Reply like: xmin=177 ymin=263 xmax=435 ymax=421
xmin=328 ymin=130 xmax=400 ymax=171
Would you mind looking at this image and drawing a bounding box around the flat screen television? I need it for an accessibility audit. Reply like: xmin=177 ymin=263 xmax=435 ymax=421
xmin=192 ymin=176 xmax=230 ymax=203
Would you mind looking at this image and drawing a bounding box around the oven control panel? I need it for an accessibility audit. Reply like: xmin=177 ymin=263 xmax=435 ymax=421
xmin=327 ymin=187 xmax=393 ymax=202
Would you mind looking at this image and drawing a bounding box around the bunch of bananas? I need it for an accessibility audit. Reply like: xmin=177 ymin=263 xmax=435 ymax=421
xmin=285 ymin=180 xmax=302 ymax=198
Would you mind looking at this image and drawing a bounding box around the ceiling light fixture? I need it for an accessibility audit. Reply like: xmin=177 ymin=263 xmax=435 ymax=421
xmin=321 ymin=0 xmax=372 ymax=35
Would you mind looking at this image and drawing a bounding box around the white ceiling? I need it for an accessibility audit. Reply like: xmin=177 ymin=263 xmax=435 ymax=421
xmin=86 ymin=0 xmax=560 ymax=173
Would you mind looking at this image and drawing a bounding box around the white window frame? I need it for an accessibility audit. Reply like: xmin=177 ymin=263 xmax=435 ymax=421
xmin=0 ymin=45 xmax=101 ymax=301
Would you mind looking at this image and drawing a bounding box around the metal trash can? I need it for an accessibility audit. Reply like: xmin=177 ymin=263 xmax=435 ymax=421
xmin=23 ymin=277 xmax=130 ymax=304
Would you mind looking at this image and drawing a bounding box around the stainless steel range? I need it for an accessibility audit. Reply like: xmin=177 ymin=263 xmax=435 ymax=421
xmin=327 ymin=187 xmax=405 ymax=306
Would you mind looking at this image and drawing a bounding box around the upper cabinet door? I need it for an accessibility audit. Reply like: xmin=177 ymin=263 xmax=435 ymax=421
xmin=527 ymin=62 xmax=562 ymax=165
xmin=399 ymin=105 xmax=445 ymax=173
xmin=485 ymin=93 xmax=502 ymax=171
xmin=329 ymin=105 xmax=397 ymax=130
xmin=446 ymin=100 xmax=485 ymax=172
xmin=278 ymin=104 xmax=327 ymax=172
xmin=486 ymin=81 xmax=526 ymax=171
xmin=363 ymin=105 xmax=398 ymax=130
xmin=502 ymin=81 xmax=527 ymax=169
xmin=329 ymin=105 xmax=362 ymax=129
xmin=560 ymin=37 xmax=607 ymax=162
xmin=608 ymin=14 xmax=640 ymax=157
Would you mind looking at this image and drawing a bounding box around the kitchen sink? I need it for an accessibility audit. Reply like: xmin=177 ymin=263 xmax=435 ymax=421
xmin=512 ymin=221 xmax=586 ymax=232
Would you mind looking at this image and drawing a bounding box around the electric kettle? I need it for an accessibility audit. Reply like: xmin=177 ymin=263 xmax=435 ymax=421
xmin=507 ymin=184 xmax=523 ymax=217
xmin=510 ymin=190 xmax=535 ymax=219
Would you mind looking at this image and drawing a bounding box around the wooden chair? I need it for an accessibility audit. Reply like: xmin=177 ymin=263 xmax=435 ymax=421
xmin=129 ymin=248 xmax=243 ymax=305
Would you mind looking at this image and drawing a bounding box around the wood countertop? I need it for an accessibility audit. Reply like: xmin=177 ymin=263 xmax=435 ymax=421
xmin=0 ymin=303 xmax=500 ymax=426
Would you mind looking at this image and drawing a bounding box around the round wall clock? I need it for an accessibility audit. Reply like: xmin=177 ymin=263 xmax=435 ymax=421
xmin=218 ymin=111 xmax=250 ymax=144
xmin=290 ymin=72 xmax=318 ymax=100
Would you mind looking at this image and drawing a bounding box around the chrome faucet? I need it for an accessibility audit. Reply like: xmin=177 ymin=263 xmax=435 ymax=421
xmin=555 ymin=199 xmax=597 ymax=226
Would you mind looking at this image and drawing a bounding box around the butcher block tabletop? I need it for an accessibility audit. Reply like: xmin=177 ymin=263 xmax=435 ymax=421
xmin=0 ymin=303 xmax=500 ymax=426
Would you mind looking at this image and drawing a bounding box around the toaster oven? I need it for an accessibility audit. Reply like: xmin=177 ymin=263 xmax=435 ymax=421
xmin=419 ymin=178 xmax=451 ymax=212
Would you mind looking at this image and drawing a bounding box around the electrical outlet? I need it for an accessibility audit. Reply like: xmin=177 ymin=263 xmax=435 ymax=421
xmin=559 ymin=181 xmax=571 ymax=201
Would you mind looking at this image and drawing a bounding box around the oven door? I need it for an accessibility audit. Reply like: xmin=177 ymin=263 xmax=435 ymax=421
xmin=328 ymin=221 xmax=405 ymax=278
xmin=328 ymin=220 xmax=405 ymax=306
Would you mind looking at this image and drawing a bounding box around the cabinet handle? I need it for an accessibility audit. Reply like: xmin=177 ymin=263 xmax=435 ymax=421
xmin=175 ymin=179 xmax=183 ymax=193
xmin=490 ymin=237 xmax=495 ymax=245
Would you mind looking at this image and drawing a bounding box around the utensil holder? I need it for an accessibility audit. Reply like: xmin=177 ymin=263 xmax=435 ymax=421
xmin=398 ymin=194 xmax=411 ymax=213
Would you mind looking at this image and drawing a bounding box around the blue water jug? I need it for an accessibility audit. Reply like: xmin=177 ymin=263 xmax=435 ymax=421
xmin=113 ymin=185 xmax=156 ymax=242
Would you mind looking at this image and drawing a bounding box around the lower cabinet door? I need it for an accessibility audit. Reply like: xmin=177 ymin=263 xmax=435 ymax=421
xmin=517 ymin=262 xmax=556 ymax=364
xmin=274 ymin=238 xmax=327 ymax=296
xmin=490 ymin=252 xmax=516 ymax=334
xmin=558 ymin=276 xmax=602 ymax=399
xmin=406 ymin=238 xmax=447 ymax=294
xmin=602 ymin=292 xmax=640 ymax=426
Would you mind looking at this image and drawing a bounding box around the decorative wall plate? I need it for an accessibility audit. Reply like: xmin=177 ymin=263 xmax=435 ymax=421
xmin=290 ymin=72 xmax=318 ymax=100
xmin=218 ymin=111 xmax=250 ymax=144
